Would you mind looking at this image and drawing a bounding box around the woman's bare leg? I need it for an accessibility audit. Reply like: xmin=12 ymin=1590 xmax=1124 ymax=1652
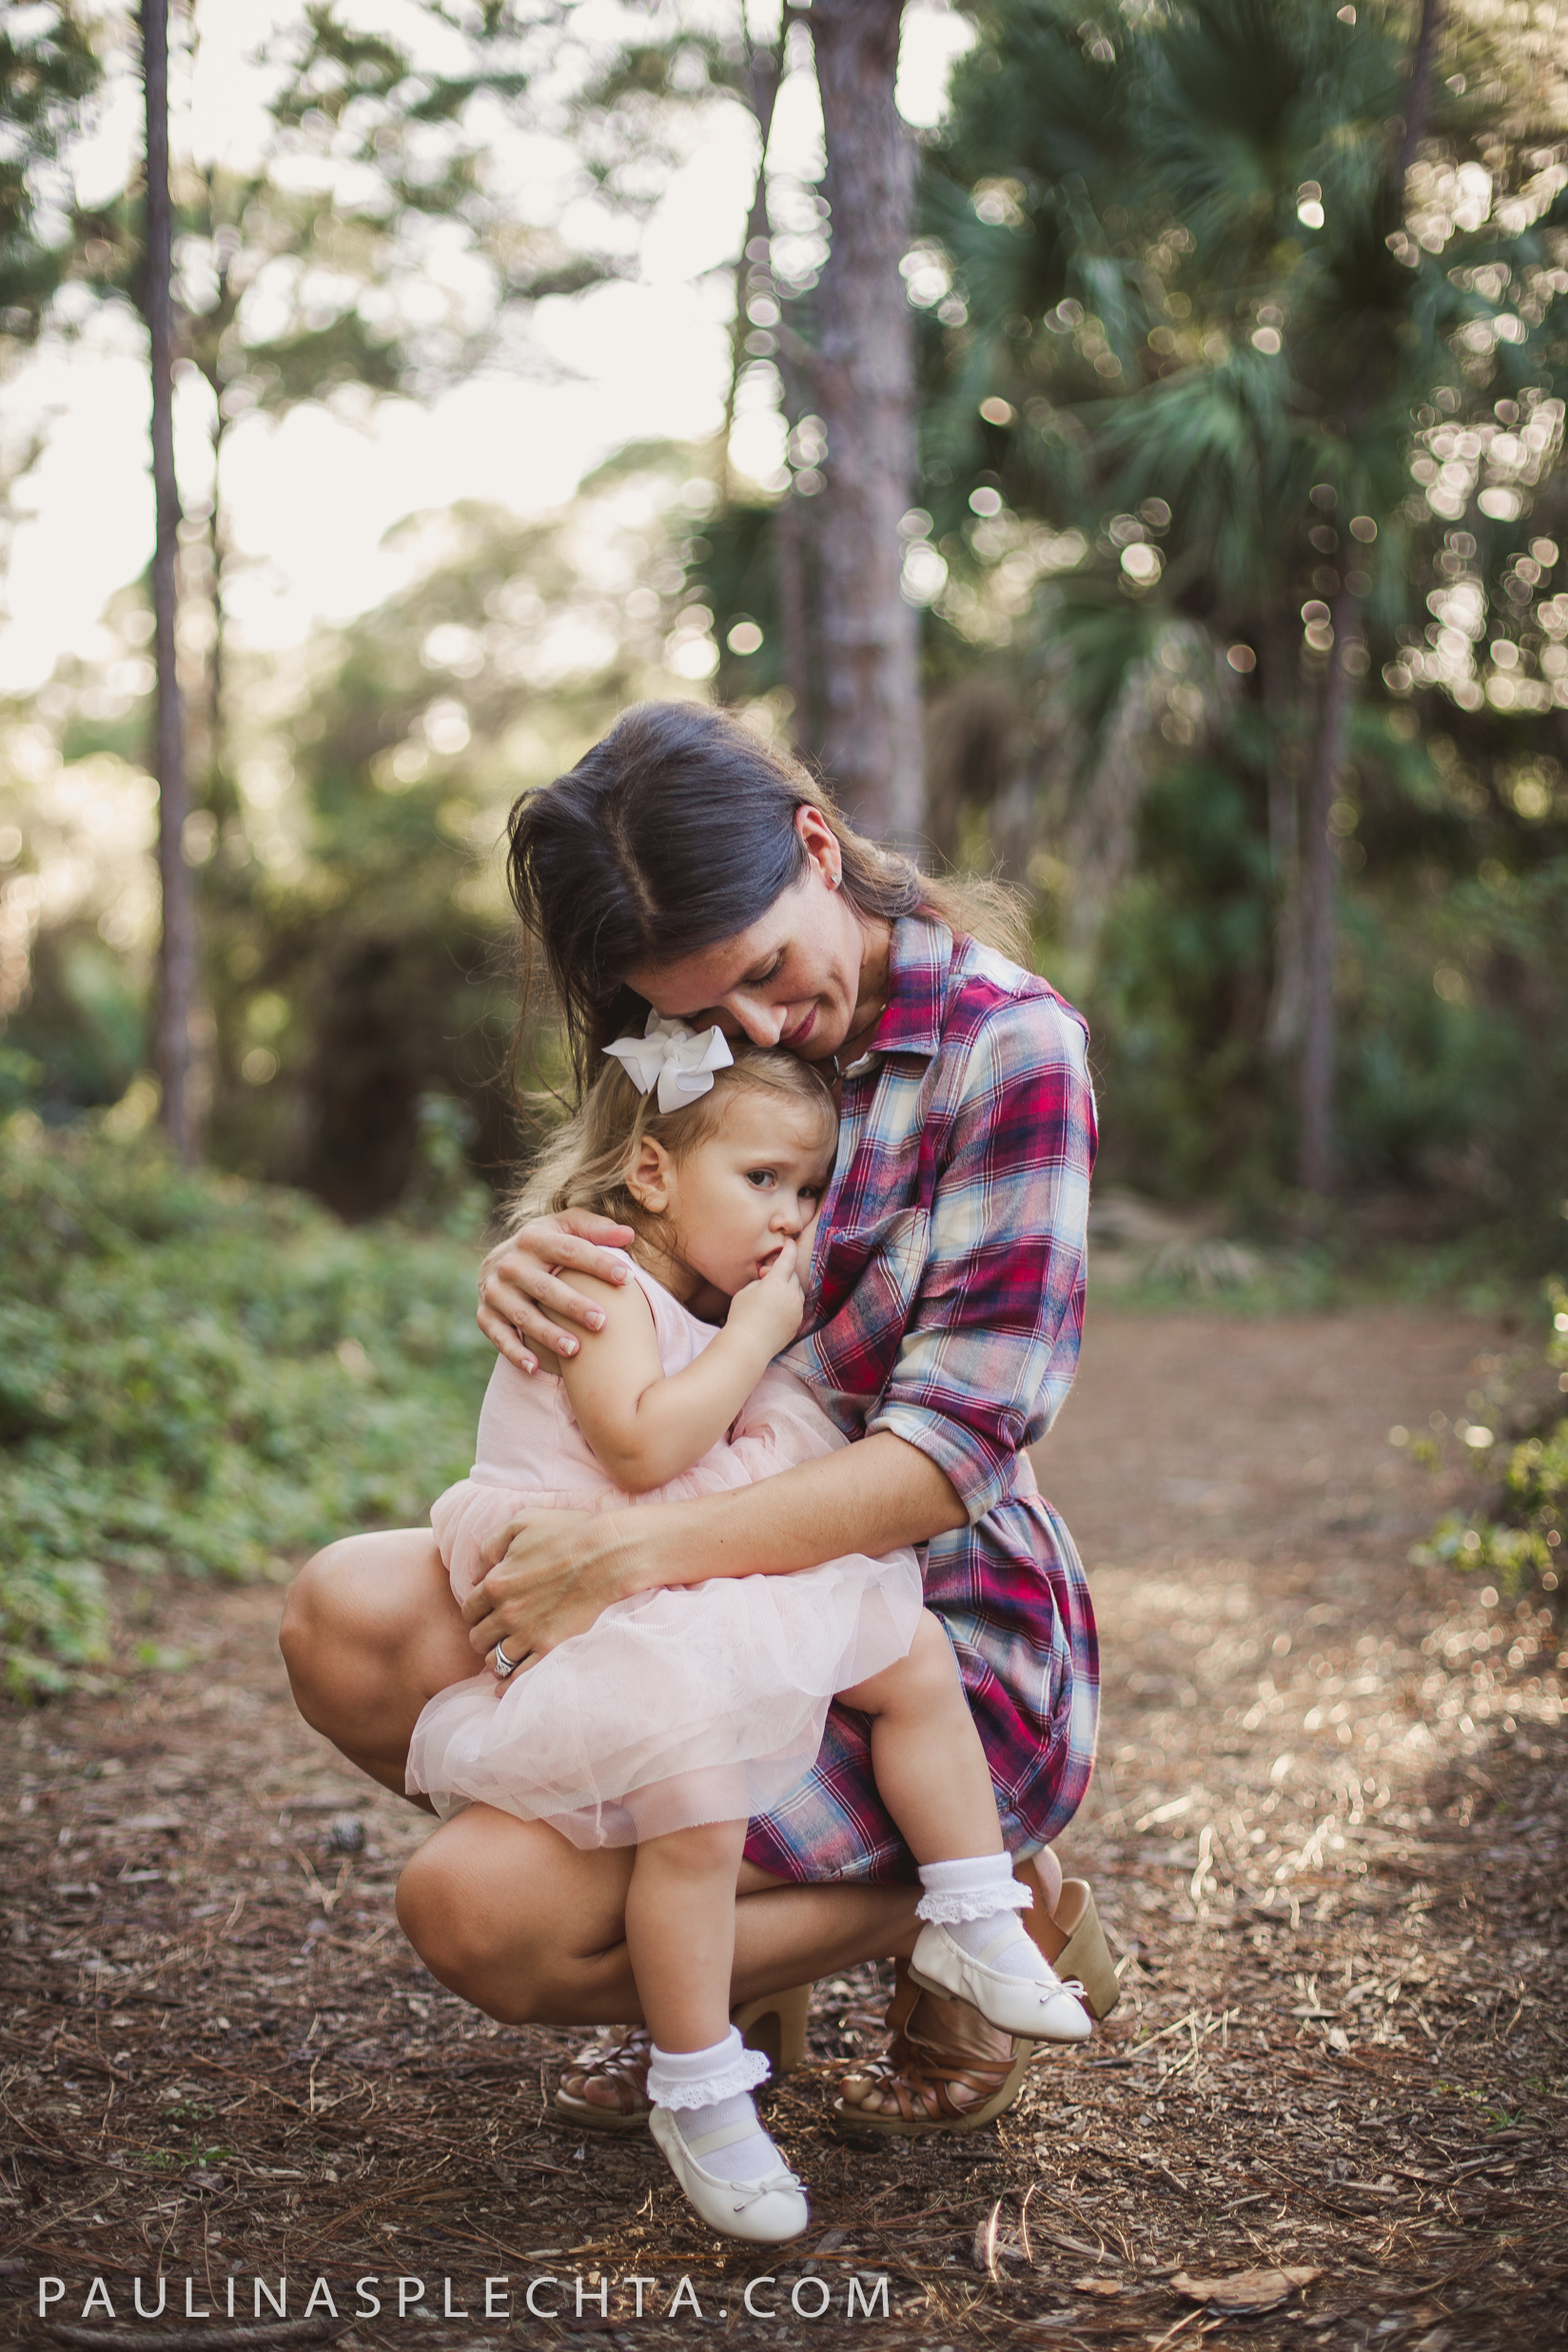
xmin=279 ymin=1529 xmax=478 ymax=1797
xmin=282 ymin=1541 xmax=1074 ymax=2129
xmin=394 ymin=1804 xmax=922 ymax=2028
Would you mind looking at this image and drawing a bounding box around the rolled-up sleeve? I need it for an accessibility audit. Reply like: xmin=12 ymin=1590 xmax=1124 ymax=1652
xmin=867 ymin=995 xmax=1095 ymax=1522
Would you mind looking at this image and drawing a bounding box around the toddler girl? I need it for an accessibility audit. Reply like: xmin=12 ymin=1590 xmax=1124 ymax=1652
xmin=406 ymin=1019 xmax=1090 ymax=2243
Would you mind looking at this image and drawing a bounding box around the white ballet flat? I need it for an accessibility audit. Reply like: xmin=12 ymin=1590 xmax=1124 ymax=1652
xmin=649 ymin=2106 xmax=811 ymax=2244
xmin=908 ymin=1919 xmax=1093 ymax=2043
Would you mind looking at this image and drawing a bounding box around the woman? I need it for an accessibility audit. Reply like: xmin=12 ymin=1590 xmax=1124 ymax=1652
xmin=281 ymin=701 xmax=1111 ymax=2133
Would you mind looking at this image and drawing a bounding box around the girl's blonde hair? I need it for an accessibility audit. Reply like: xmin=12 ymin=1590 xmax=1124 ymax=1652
xmin=509 ymin=1041 xmax=838 ymax=1245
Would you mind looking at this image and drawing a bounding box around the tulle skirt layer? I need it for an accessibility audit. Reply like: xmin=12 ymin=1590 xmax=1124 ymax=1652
xmin=405 ymin=1477 xmax=924 ymax=1848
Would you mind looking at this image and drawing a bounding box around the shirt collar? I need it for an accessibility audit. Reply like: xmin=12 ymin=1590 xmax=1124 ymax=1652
xmin=845 ymin=912 xmax=949 ymax=1072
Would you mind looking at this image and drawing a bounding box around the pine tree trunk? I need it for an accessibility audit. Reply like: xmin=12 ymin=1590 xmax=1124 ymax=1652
xmin=1263 ymin=622 xmax=1305 ymax=1062
xmin=807 ymin=0 xmax=923 ymax=848
xmin=1295 ymin=0 xmax=1441 ymax=1193
xmin=1297 ymin=590 xmax=1355 ymax=1194
xmin=142 ymin=0 xmax=197 ymax=1166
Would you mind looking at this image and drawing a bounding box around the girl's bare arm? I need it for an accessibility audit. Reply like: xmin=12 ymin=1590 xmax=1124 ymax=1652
xmin=559 ymin=1263 xmax=799 ymax=1493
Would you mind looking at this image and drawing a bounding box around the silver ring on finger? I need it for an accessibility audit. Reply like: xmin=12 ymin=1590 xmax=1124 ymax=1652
xmin=494 ymin=1639 xmax=520 ymax=1680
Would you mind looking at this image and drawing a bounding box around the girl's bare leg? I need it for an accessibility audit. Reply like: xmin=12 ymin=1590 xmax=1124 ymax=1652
xmin=626 ymin=1822 xmax=749 ymax=2052
xmin=838 ymin=1611 xmax=1006 ymax=1863
xmin=279 ymin=1529 xmax=477 ymax=1798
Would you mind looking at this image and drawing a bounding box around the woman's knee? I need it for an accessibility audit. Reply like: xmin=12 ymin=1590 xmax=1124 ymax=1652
xmin=279 ymin=1537 xmax=366 ymax=1679
xmin=396 ymin=1835 xmax=545 ymax=2024
xmin=280 ymin=1527 xmax=460 ymax=1715
xmin=396 ymin=1812 xmax=632 ymax=2027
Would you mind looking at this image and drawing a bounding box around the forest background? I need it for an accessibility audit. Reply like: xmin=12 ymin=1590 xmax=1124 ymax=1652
xmin=2 ymin=0 xmax=1567 ymax=1690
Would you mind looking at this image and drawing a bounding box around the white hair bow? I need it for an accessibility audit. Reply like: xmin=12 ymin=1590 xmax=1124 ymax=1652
xmin=603 ymin=1011 xmax=735 ymax=1114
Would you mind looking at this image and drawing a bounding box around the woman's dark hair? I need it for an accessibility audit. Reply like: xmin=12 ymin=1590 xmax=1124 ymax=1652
xmin=507 ymin=702 xmax=1029 ymax=1101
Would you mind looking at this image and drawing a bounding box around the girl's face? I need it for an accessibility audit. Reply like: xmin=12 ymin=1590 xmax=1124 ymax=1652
xmin=625 ymin=809 xmax=874 ymax=1065
xmin=628 ymin=1088 xmax=834 ymax=1300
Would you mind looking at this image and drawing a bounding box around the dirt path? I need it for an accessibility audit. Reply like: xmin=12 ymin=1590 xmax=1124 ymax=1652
xmin=3 ymin=1308 xmax=1564 ymax=2351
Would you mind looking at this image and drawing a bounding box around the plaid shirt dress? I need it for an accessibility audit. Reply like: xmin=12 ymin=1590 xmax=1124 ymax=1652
xmin=742 ymin=914 xmax=1101 ymax=1887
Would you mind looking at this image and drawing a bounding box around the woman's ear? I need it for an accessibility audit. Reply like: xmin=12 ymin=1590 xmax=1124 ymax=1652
xmin=624 ymin=1135 xmax=674 ymax=1213
xmin=795 ymin=804 xmax=840 ymax=888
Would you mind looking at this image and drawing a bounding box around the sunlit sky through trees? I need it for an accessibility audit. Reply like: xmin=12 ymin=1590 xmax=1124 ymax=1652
xmin=0 ymin=0 xmax=973 ymax=696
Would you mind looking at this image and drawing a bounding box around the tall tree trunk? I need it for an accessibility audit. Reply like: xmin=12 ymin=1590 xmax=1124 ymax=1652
xmin=1262 ymin=621 xmax=1305 ymax=1061
xmin=142 ymin=0 xmax=197 ymax=1166
xmin=1295 ymin=0 xmax=1441 ymax=1192
xmin=720 ymin=19 xmax=785 ymax=502
xmin=1297 ymin=590 xmax=1356 ymax=1194
xmin=1396 ymin=0 xmax=1443 ymax=179
xmin=207 ymin=402 xmax=231 ymax=812
xmin=775 ymin=485 xmax=812 ymax=735
xmin=806 ymin=0 xmax=923 ymax=849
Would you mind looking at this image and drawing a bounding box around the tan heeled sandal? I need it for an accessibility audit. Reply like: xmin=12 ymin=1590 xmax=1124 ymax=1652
xmin=1016 ymin=1862 xmax=1121 ymax=2019
xmin=732 ymin=1981 xmax=813 ymax=2076
xmin=554 ymin=1984 xmax=813 ymax=2135
xmin=831 ymin=1962 xmax=1031 ymax=2138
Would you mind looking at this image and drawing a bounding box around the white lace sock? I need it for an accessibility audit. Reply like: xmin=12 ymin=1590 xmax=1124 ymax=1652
xmin=916 ymin=1852 xmax=1049 ymax=1982
xmin=646 ymin=2028 xmax=777 ymax=2185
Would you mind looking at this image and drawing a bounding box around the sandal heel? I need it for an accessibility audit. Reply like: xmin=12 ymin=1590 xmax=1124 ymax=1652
xmin=732 ymin=1982 xmax=813 ymax=2077
xmin=831 ymin=1959 xmax=1033 ymax=2139
xmin=1024 ymin=1875 xmax=1120 ymax=2019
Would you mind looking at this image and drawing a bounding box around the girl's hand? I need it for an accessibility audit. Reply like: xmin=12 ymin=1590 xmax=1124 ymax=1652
xmin=461 ymin=1505 xmax=647 ymax=1662
xmin=726 ymin=1237 xmax=807 ymax=1357
xmin=477 ymin=1210 xmax=637 ymax=1374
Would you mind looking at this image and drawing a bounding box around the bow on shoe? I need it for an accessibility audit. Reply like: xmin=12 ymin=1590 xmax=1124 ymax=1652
xmin=603 ymin=1012 xmax=735 ymax=1113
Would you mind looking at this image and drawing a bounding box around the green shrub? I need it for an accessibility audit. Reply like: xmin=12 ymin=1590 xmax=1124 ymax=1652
xmin=0 ymin=1117 xmax=494 ymax=1695
xmin=1415 ymin=1278 xmax=1567 ymax=1608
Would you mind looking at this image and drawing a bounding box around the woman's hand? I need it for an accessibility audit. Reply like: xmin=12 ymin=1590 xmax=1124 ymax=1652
xmin=477 ymin=1210 xmax=637 ymax=1374
xmin=461 ymin=1505 xmax=649 ymax=1664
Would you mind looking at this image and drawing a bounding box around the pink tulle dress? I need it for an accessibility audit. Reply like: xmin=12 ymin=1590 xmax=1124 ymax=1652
xmin=405 ymin=1253 xmax=924 ymax=1848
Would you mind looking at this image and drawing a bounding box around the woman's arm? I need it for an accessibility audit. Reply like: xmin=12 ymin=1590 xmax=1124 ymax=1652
xmin=460 ymin=1431 xmax=965 ymax=1661
xmin=560 ymin=1250 xmax=805 ymax=1492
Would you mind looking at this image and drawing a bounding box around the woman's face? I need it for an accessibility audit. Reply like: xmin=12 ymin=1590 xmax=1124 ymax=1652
xmin=626 ymin=810 xmax=875 ymax=1063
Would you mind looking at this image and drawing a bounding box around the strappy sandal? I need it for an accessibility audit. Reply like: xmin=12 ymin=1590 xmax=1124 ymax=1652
xmin=831 ymin=1962 xmax=1031 ymax=2138
xmin=555 ymin=2024 xmax=655 ymax=2134
xmin=1016 ymin=1865 xmax=1122 ymax=2019
xmin=554 ymin=1985 xmax=813 ymax=2135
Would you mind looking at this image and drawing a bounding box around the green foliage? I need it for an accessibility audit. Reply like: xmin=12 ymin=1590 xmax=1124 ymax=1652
xmin=1087 ymin=755 xmax=1276 ymax=1194
xmin=199 ymin=487 xmax=688 ymax=1214
xmin=0 ymin=2 xmax=99 ymax=351
xmin=0 ymin=1117 xmax=492 ymax=1695
xmin=893 ymin=0 xmax=1568 ymax=1235
xmin=1417 ymin=1280 xmax=1568 ymax=1607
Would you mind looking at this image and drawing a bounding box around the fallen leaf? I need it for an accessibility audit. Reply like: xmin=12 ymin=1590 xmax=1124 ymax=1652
xmin=1071 ymin=2278 xmax=1123 ymax=2298
xmin=1171 ymin=2265 xmax=1323 ymax=2314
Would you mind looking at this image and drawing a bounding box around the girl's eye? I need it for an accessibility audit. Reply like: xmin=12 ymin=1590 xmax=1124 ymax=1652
xmin=744 ymin=1169 xmax=777 ymax=1189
